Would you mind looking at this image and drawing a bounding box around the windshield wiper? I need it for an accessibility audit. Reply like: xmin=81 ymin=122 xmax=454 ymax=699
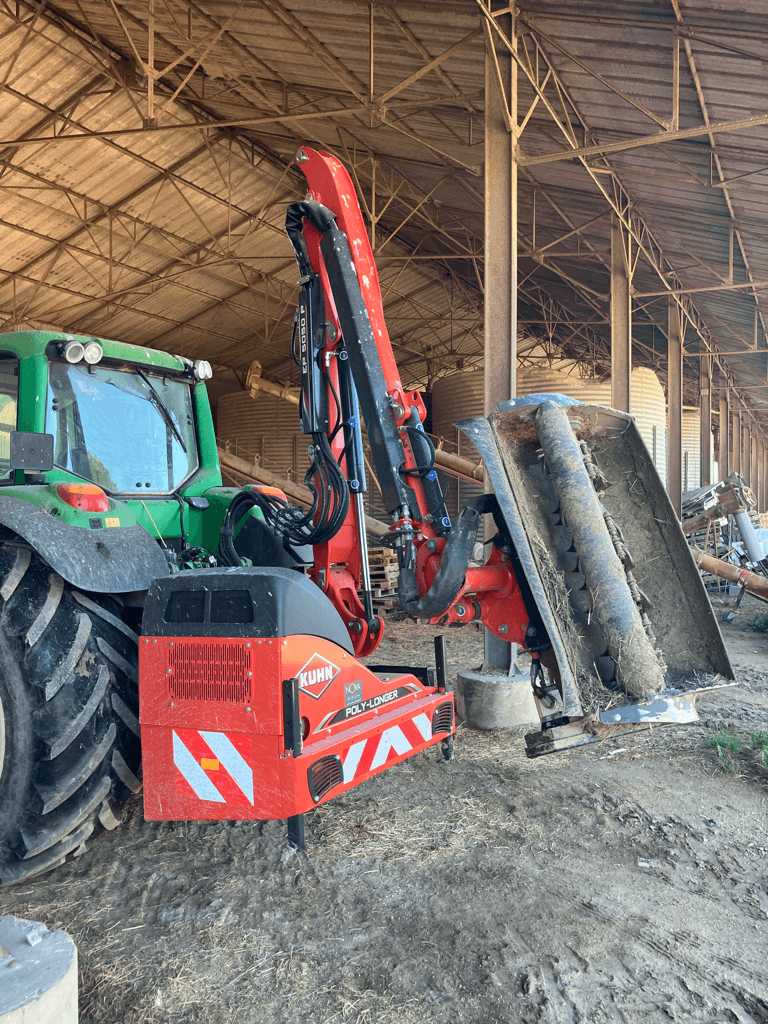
xmin=135 ymin=368 xmax=188 ymax=454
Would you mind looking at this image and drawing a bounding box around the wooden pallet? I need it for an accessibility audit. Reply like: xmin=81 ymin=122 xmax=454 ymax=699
xmin=368 ymin=548 xmax=397 ymax=567
xmin=366 ymin=547 xmax=402 ymax=615
xmin=370 ymin=566 xmax=398 ymax=585
xmin=372 ymin=595 xmax=402 ymax=616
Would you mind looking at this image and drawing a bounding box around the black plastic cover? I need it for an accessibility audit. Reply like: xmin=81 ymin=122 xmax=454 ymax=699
xmin=142 ymin=565 xmax=354 ymax=652
xmin=10 ymin=431 xmax=54 ymax=471
xmin=234 ymin=514 xmax=313 ymax=568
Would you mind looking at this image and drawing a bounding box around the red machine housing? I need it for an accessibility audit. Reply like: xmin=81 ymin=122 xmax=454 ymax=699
xmin=141 ymin=635 xmax=452 ymax=821
xmin=139 ymin=569 xmax=453 ymax=823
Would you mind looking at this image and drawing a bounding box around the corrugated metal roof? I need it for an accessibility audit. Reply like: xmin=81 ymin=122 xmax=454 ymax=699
xmin=0 ymin=0 xmax=764 ymax=438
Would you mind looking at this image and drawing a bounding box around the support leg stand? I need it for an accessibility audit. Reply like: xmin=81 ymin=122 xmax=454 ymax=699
xmin=287 ymin=814 xmax=305 ymax=849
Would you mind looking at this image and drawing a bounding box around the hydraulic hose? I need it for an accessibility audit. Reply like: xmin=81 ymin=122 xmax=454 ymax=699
xmin=397 ymin=495 xmax=496 ymax=619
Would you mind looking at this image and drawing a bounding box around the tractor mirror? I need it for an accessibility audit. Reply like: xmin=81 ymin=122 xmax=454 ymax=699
xmin=10 ymin=431 xmax=55 ymax=472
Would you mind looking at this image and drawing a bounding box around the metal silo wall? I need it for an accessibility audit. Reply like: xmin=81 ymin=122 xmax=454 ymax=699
xmin=217 ymin=391 xmax=310 ymax=483
xmin=518 ymin=364 xmax=668 ymax=487
xmin=518 ymin=364 xmax=611 ymax=406
xmin=431 ymin=371 xmax=485 ymax=519
xmin=630 ymin=367 xmax=667 ymax=488
xmin=681 ymin=408 xmax=701 ymax=492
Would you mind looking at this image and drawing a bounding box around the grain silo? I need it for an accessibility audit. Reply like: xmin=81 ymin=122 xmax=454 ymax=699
xmin=430 ymin=371 xmax=484 ymax=518
xmin=681 ymin=408 xmax=701 ymax=493
xmin=518 ymin=363 xmax=668 ymax=486
xmin=217 ymin=390 xmax=309 ymax=484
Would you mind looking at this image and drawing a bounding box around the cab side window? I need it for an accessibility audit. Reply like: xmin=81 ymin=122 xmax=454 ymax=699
xmin=0 ymin=353 xmax=19 ymax=481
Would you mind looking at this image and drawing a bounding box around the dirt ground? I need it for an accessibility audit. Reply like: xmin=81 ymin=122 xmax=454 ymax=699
xmin=2 ymin=598 xmax=767 ymax=1024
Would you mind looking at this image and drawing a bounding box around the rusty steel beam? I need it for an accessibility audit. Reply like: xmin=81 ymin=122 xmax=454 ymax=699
xmin=636 ymin=279 xmax=768 ymax=299
xmin=382 ymin=6 xmax=479 ymax=115
xmin=376 ymin=27 xmax=481 ymax=105
xmin=500 ymin=6 xmax=767 ymax=430
xmin=484 ymin=9 xmax=516 ymax=411
xmin=752 ymin=433 xmax=760 ymax=502
xmin=719 ymin=379 xmax=730 ymax=478
xmin=731 ymin=410 xmax=740 ymax=476
xmin=742 ymin=417 xmax=750 ymax=486
xmin=668 ymin=297 xmax=683 ymax=518
xmin=611 ymin=215 xmax=631 ymax=413
xmin=700 ymin=354 xmax=712 ymax=487
xmin=670 ymin=0 xmax=768 ymax=362
xmin=518 ymin=111 xmax=768 ymax=168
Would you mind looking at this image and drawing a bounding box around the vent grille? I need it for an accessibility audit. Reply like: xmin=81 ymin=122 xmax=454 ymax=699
xmin=432 ymin=701 xmax=454 ymax=735
xmin=308 ymin=755 xmax=343 ymax=803
xmin=167 ymin=642 xmax=252 ymax=703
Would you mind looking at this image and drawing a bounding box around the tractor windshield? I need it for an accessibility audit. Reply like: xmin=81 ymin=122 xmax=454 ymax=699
xmin=46 ymin=361 xmax=199 ymax=494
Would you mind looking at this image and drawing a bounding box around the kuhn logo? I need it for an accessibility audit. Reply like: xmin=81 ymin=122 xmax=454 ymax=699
xmin=297 ymin=654 xmax=339 ymax=699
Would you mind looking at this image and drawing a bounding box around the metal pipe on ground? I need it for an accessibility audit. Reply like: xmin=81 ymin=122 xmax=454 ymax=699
xmin=246 ymin=374 xmax=485 ymax=483
xmin=733 ymin=509 xmax=765 ymax=565
xmin=217 ymin=449 xmax=390 ymax=538
xmin=691 ymin=547 xmax=768 ymax=600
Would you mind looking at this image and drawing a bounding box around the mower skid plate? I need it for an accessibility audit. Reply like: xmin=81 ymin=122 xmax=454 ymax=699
xmin=525 ymin=682 xmax=737 ymax=757
xmin=458 ymin=400 xmax=733 ymax=716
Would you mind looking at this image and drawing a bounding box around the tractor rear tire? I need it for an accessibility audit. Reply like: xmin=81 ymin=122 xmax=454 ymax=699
xmin=0 ymin=542 xmax=141 ymax=885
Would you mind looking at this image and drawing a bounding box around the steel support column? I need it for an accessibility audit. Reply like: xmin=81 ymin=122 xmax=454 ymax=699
xmin=484 ymin=10 xmax=516 ymax=413
xmin=760 ymin=444 xmax=765 ymax=511
xmin=461 ymin=7 xmax=532 ymax=724
xmin=763 ymin=446 xmax=768 ymax=513
xmin=718 ymin=378 xmax=729 ymax=480
xmin=699 ymin=355 xmax=712 ymax=487
xmin=667 ymin=296 xmax=683 ymax=518
xmin=751 ymin=432 xmax=759 ymax=498
xmin=757 ymin=442 xmax=764 ymax=511
xmin=741 ymin=417 xmax=750 ymax=486
xmin=611 ymin=215 xmax=631 ymax=412
xmin=732 ymin=411 xmax=740 ymax=475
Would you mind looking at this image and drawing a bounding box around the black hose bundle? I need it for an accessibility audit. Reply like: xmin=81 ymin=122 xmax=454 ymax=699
xmin=218 ymin=431 xmax=350 ymax=567
xmin=219 ymin=197 xmax=355 ymax=568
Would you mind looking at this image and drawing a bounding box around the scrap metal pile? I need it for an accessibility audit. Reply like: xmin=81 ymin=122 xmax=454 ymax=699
xmin=682 ymin=474 xmax=768 ymax=609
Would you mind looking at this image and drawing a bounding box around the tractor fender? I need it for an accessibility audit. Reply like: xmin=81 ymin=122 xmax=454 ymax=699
xmin=0 ymin=495 xmax=169 ymax=594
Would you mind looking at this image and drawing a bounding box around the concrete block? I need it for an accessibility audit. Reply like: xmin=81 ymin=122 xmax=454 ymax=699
xmin=0 ymin=916 xmax=77 ymax=1024
xmin=455 ymin=668 xmax=539 ymax=730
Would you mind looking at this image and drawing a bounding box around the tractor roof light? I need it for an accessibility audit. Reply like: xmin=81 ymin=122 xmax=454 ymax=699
xmin=63 ymin=340 xmax=85 ymax=363
xmin=193 ymin=359 xmax=212 ymax=380
xmin=57 ymin=482 xmax=110 ymax=512
xmin=83 ymin=341 xmax=103 ymax=365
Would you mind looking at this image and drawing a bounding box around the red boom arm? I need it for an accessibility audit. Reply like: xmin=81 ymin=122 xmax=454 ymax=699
xmin=293 ymin=147 xmax=531 ymax=658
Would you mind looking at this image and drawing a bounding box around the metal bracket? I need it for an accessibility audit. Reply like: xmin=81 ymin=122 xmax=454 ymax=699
xmin=526 ymin=683 xmax=738 ymax=758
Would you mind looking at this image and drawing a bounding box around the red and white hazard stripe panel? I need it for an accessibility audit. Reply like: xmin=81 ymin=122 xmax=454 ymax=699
xmin=340 ymin=711 xmax=433 ymax=783
xmin=172 ymin=729 xmax=254 ymax=806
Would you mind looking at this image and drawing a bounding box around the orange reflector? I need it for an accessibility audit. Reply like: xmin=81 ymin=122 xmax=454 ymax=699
xmin=56 ymin=482 xmax=110 ymax=512
xmin=249 ymin=484 xmax=287 ymax=500
xmin=201 ymin=758 xmax=220 ymax=771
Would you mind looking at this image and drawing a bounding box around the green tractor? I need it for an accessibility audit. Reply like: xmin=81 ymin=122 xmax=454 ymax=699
xmin=0 ymin=330 xmax=298 ymax=884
